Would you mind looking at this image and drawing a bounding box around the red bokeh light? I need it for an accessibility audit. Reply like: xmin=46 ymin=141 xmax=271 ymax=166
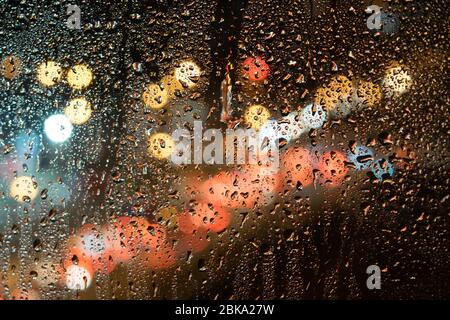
xmin=242 ymin=56 xmax=270 ymax=82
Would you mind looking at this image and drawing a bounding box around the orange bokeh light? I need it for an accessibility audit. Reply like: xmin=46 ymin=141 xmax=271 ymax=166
xmin=103 ymin=217 xmax=133 ymax=263
xmin=241 ymin=163 xmax=282 ymax=193
xmin=10 ymin=288 xmax=40 ymax=300
xmin=178 ymin=211 xmax=197 ymax=235
xmin=189 ymin=202 xmax=231 ymax=233
xmin=317 ymin=150 xmax=349 ymax=187
xmin=104 ymin=217 xmax=168 ymax=261
xmin=199 ymin=171 xmax=259 ymax=209
xmin=199 ymin=165 xmax=281 ymax=210
xmin=124 ymin=217 xmax=167 ymax=250
xmin=178 ymin=202 xmax=230 ymax=234
xmin=176 ymin=229 xmax=210 ymax=253
xmin=141 ymin=245 xmax=177 ymax=270
xmin=281 ymin=147 xmax=314 ymax=188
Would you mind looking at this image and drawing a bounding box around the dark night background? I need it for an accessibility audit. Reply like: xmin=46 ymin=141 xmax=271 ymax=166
xmin=0 ymin=0 xmax=448 ymax=299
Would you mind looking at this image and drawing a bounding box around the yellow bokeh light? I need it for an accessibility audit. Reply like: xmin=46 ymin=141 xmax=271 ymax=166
xmin=244 ymin=104 xmax=271 ymax=131
xmin=175 ymin=60 xmax=201 ymax=89
xmin=382 ymin=66 xmax=412 ymax=97
xmin=37 ymin=61 xmax=62 ymax=87
xmin=148 ymin=132 xmax=175 ymax=159
xmin=65 ymin=97 xmax=92 ymax=125
xmin=314 ymin=75 xmax=353 ymax=111
xmin=10 ymin=176 xmax=39 ymax=202
xmin=161 ymin=74 xmax=184 ymax=94
xmin=67 ymin=64 xmax=93 ymax=90
xmin=142 ymin=83 xmax=170 ymax=109
xmin=356 ymin=80 xmax=382 ymax=107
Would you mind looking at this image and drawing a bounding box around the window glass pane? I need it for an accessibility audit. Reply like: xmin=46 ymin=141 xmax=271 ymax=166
xmin=0 ymin=0 xmax=447 ymax=300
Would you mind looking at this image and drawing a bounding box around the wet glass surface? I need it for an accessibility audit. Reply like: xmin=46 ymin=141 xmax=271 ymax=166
xmin=0 ymin=0 xmax=448 ymax=300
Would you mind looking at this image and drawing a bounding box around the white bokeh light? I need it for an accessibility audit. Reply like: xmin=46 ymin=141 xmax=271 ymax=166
xmin=301 ymin=103 xmax=327 ymax=129
xmin=44 ymin=114 xmax=73 ymax=143
xmin=65 ymin=265 xmax=92 ymax=291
